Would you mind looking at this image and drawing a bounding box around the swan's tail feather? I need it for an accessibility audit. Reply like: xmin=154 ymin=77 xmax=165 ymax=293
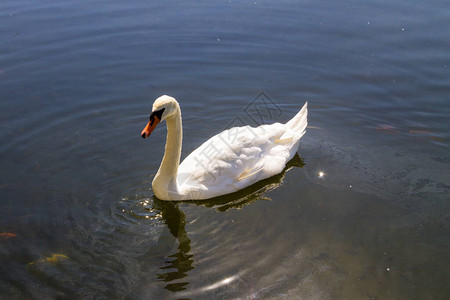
xmin=281 ymin=101 xmax=308 ymax=141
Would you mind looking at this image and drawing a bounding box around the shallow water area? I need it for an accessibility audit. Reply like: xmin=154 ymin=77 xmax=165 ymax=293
xmin=1 ymin=0 xmax=449 ymax=299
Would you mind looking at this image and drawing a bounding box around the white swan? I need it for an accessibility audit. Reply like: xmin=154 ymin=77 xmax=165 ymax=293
xmin=141 ymin=95 xmax=308 ymax=200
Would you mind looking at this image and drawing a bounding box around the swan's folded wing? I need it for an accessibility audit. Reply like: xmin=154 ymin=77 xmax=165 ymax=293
xmin=177 ymin=124 xmax=286 ymax=192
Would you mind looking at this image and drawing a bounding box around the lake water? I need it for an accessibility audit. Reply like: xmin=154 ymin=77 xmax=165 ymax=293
xmin=1 ymin=0 xmax=449 ymax=299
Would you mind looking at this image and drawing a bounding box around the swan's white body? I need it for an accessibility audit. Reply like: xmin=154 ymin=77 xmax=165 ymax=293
xmin=142 ymin=96 xmax=307 ymax=200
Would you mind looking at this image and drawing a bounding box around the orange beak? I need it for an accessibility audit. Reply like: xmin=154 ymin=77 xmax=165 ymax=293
xmin=141 ymin=116 xmax=161 ymax=139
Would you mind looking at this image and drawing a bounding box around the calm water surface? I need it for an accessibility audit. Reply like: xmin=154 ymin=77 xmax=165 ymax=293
xmin=1 ymin=0 xmax=449 ymax=299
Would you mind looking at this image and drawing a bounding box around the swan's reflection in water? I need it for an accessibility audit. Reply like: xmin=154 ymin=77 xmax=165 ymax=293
xmin=151 ymin=154 xmax=304 ymax=293
xmin=151 ymin=199 xmax=194 ymax=292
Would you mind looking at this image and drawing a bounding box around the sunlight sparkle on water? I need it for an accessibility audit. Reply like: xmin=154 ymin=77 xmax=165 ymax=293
xmin=318 ymin=171 xmax=325 ymax=178
xmin=202 ymin=275 xmax=238 ymax=291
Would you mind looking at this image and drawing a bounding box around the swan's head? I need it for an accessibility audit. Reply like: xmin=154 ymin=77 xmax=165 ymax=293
xmin=141 ymin=95 xmax=178 ymax=139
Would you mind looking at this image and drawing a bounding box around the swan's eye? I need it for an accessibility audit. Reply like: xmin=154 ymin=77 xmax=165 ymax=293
xmin=149 ymin=108 xmax=165 ymax=125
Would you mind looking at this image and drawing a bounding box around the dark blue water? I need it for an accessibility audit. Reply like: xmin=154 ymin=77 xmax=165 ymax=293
xmin=1 ymin=0 xmax=449 ymax=298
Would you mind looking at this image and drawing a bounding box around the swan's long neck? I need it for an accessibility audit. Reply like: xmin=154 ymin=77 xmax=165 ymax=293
xmin=152 ymin=104 xmax=182 ymax=199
